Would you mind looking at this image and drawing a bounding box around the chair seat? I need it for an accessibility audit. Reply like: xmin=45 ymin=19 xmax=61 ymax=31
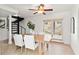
xmin=44 ymin=33 xmax=52 ymax=42
xmin=24 ymin=35 xmax=38 ymax=50
xmin=13 ymin=34 xmax=24 ymax=47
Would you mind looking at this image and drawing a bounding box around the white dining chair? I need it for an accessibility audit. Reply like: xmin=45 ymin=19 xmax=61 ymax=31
xmin=13 ymin=34 xmax=24 ymax=52
xmin=44 ymin=33 xmax=52 ymax=50
xmin=24 ymin=35 xmax=38 ymax=51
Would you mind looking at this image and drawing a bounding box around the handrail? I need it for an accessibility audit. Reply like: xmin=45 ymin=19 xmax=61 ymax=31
xmin=19 ymin=26 xmax=26 ymax=34
xmin=0 ymin=23 xmax=5 ymax=28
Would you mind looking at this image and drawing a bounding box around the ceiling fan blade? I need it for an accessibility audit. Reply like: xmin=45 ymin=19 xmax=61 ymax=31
xmin=33 ymin=12 xmax=38 ymax=14
xmin=28 ymin=9 xmax=37 ymax=11
xmin=44 ymin=9 xmax=53 ymax=11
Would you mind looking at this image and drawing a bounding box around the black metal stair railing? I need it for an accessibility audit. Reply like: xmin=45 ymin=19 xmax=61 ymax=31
xmin=0 ymin=23 xmax=5 ymax=28
xmin=19 ymin=26 xmax=26 ymax=34
xmin=12 ymin=22 xmax=26 ymax=34
xmin=11 ymin=15 xmax=24 ymax=34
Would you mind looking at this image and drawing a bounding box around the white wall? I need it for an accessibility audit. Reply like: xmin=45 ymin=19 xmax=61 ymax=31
xmin=0 ymin=17 xmax=8 ymax=41
xmin=0 ymin=29 xmax=8 ymax=41
xmin=20 ymin=11 xmax=72 ymax=44
xmin=62 ymin=12 xmax=72 ymax=44
xmin=71 ymin=5 xmax=79 ymax=54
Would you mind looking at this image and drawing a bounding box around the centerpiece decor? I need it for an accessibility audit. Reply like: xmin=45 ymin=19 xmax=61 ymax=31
xmin=27 ymin=21 xmax=35 ymax=34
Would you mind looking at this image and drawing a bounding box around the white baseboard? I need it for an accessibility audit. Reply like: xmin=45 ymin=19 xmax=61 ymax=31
xmin=51 ymin=39 xmax=64 ymax=43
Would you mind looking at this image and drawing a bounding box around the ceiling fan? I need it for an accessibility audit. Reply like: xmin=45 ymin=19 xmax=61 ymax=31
xmin=28 ymin=4 xmax=53 ymax=15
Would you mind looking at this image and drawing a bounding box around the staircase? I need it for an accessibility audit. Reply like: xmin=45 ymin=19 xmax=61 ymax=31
xmin=0 ymin=16 xmax=26 ymax=34
xmin=12 ymin=22 xmax=19 ymax=34
xmin=11 ymin=16 xmax=26 ymax=34
xmin=0 ymin=16 xmax=26 ymax=42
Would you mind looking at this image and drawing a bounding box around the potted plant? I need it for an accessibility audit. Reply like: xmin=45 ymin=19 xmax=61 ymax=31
xmin=27 ymin=21 xmax=35 ymax=33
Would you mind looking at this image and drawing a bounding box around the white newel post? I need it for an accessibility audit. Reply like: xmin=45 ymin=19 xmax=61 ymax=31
xmin=8 ymin=15 xmax=12 ymax=44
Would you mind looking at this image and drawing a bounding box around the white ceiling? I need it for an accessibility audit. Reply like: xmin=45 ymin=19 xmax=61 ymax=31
xmin=0 ymin=8 xmax=16 ymax=17
xmin=0 ymin=4 xmax=75 ymax=17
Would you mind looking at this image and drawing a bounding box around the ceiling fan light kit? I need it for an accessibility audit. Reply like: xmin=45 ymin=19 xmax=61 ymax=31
xmin=29 ymin=4 xmax=53 ymax=15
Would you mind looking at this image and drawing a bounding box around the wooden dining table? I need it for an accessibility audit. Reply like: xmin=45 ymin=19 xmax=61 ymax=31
xmin=34 ymin=34 xmax=44 ymax=54
xmin=34 ymin=34 xmax=44 ymax=43
xmin=22 ymin=33 xmax=48 ymax=54
xmin=22 ymin=33 xmax=44 ymax=53
xmin=22 ymin=33 xmax=44 ymax=44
